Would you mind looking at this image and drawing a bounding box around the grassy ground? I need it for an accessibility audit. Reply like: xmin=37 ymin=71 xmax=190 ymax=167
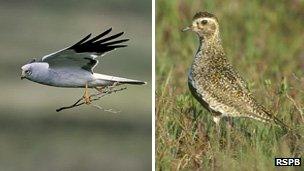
xmin=156 ymin=0 xmax=304 ymax=170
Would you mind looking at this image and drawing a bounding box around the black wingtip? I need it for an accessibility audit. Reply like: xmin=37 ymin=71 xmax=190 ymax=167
xmin=88 ymin=28 xmax=113 ymax=43
xmin=103 ymin=39 xmax=129 ymax=46
xmin=68 ymin=28 xmax=129 ymax=54
xmin=117 ymin=32 xmax=125 ymax=36
xmin=70 ymin=33 xmax=92 ymax=48
xmin=79 ymin=34 xmax=92 ymax=44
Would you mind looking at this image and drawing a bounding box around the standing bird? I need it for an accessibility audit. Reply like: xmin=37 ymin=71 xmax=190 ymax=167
xmin=183 ymin=12 xmax=288 ymax=130
xmin=21 ymin=28 xmax=146 ymax=105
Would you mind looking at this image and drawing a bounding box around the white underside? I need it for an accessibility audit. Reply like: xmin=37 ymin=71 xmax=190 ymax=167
xmin=93 ymin=73 xmax=144 ymax=83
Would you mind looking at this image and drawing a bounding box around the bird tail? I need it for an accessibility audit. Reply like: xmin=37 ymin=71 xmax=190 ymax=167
xmin=93 ymin=73 xmax=146 ymax=85
xmin=273 ymin=116 xmax=291 ymax=131
xmin=259 ymin=108 xmax=302 ymax=140
xmin=261 ymin=108 xmax=291 ymax=131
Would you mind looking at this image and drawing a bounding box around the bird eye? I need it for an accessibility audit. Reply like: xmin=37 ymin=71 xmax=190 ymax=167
xmin=201 ymin=20 xmax=208 ymax=25
xmin=25 ymin=70 xmax=32 ymax=75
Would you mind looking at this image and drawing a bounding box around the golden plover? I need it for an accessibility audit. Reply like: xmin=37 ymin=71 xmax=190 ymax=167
xmin=183 ymin=11 xmax=289 ymax=129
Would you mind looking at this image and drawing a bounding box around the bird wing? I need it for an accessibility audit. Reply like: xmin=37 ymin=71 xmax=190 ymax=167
xmin=205 ymin=65 xmax=273 ymax=121
xmin=41 ymin=28 xmax=129 ymax=73
xmin=222 ymin=64 xmax=250 ymax=93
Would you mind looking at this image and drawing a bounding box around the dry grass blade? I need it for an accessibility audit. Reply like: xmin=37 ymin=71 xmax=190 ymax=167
xmin=56 ymin=86 xmax=127 ymax=112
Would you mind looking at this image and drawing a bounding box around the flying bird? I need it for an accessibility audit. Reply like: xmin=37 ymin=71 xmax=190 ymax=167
xmin=21 ymin=28 xmax=146 ymax=105
xmin=183 ymin=12 xmax=289 ymax=130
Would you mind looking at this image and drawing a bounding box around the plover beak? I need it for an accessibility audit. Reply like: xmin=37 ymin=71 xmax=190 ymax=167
xmin=182 ymin=26 xmax=192 ymax=32
xmin=182 ymin=25 xmax=193 ymax=32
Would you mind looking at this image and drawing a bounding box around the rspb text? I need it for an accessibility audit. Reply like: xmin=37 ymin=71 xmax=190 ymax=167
xmin=275 ymin=158 xmax=301 ymax=166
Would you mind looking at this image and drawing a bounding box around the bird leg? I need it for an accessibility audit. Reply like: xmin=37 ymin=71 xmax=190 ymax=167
xmin=225 ymin=117 xmax=234 ymax=130
xmin=83 ymin=83 xmax=91 ymax=104
xmin=213 ymin=116 xmax=221 ymax=138
xmin=55 ymin=86 xmax=127 ymax=112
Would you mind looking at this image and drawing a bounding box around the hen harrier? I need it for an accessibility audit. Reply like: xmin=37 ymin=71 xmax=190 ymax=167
xmin=21 ymin=28 xmax=146 ymax=109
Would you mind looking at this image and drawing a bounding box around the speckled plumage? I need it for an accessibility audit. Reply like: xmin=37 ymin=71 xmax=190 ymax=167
xmin=186 ymin=12 xmax=287 ymax=127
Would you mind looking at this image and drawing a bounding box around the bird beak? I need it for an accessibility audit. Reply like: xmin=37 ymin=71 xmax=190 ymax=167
xmin=21 ymin=71 xmax=25 ymax=80
xmin=182 ymin=26 xmax=192 ymax=32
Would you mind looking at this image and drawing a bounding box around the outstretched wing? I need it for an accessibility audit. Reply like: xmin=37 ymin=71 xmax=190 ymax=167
xmin=41 ymin=28 xmax=129 ymax=73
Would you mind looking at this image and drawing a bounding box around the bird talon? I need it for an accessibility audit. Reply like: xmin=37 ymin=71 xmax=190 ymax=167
xmin=83 ymin=95 xmax=91 ymax=104
xmin=83 ymin=82 xmax=91 ymax=104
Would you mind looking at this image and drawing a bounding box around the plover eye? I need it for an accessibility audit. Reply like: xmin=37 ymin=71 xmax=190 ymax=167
xmin=201 ymin=20 xmax=208 ymax=25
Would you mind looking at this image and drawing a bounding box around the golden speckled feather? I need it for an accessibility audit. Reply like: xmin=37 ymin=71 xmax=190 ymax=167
xmin=184 ymin=11 xmax=289 ymax=129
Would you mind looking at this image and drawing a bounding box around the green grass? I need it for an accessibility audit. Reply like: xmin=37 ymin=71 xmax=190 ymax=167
xmin=156 ymin=0 xmax=304 ymax=170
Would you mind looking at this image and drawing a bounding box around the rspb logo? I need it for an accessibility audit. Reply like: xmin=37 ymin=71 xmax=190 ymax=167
xmin=275 ymin=158 xmax=301 ymax=166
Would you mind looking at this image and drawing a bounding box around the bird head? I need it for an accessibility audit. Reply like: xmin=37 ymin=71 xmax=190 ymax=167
xmin=21 ymin=62 xmax=48 ymax=81
xmin=183 ymin=12 xmax=219 ymax=38
xmin=21 ymin=64 xmax=33 ymax=80
xmin=21 ymin=58 xmax=37 ymax=80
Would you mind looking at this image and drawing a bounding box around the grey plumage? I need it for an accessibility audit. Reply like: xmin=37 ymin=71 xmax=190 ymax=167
xmin=21 ymin=28 xmax=146 ymax=88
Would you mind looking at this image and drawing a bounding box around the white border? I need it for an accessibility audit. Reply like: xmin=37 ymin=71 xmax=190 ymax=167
xmin=152 ymin=0 xmax=155 ymax=170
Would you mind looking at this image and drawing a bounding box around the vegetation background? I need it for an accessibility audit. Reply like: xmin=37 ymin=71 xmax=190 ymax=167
xmin=0 ymin=0 xmax=151 ymax=170
xmin=156 ymin=0 xmax=304 ymax=170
